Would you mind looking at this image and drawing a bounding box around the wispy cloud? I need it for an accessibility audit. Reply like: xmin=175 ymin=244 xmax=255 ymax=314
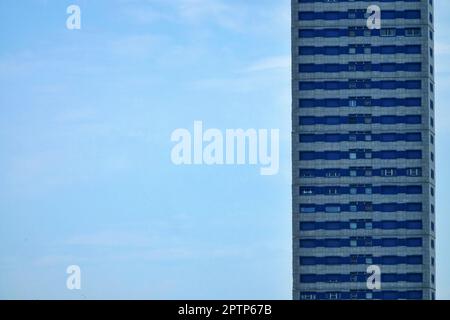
xmin=435 ymin=43 xmax=450 ymax=56
xmin=109 ymin=34 xmax=164 ymax=59
xmin=178 ymin=0 xmax=229 ymax=20
xmin=66 ymin=230 xmax=156 ymax=247
xmin=245 ymin=55 xmax=291 ymax=73
xmin=121 ymin=0 xmax=290 ymax=35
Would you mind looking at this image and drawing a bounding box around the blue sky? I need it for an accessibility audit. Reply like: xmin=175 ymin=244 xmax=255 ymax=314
xmin=0 ymin=0 xmax=449 ymax=300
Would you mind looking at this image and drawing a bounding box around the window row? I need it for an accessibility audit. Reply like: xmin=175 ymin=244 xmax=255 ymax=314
xmin=299 ymin=291 xmax=422 ymax=301
xmin=300 ymin=273 xmax=422 ymax=284
xmin=299 ymin=202 xmax=422 ymax=213
xmin=299 ymin=62 xmax=421 ymax=73
xmin=299 ymin=237 xmax=422 ymax=248
xmin=299 ymin=27 xmax=422 ymax=38
xmin=299 ymin=114 xmax=421 ymax=125
xmin=299 ymin=44 xmax=421 ymax=55
xmin=298 ymin=10 xmax=421 ymax=21
xmin=299 ymin=185 xmax=422 ymax=196
xmin=299 ymin=80 xmax=421 ymax=90
xmin=299 ymin=132 xmax=422 ymax=143
xmin=299 ymin=97 xmax=421 ymax=108
xmin=300 ymin=220 xmax=422 ymax=231
xmin=299 ymin=255 xmax=423 ymax=266
xmin=299 ymin=167 xmax=422 ymax=178
xmin=298 ymin=0 xmax=420 ymax=3
xmin=299 ymin=150 xmax=422 ymax=161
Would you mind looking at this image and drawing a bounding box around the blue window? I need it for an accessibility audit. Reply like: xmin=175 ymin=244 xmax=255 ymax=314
xmin=299 ymin=12 xmax=316 ymax=20
xmin=378 ymin=116 xmax=397 ymax=124
xmin=298 ymin=0 xmax=420 ymax=2
xmin=405 ymin=115 xmax=421 ymax=124
xmin=300 ymin=275 xmax=316 ymax=283
xmin=299 ymin=135 xmax=316 ymax=142
xmin=405 ymin=203 xmax=422 ymax=211
xmin=300 ymin=205 xmax=316 ymax=213
xmin=383 ymin=256 xmax=398 ymax=265
xmin=380 ymin=46 xmax=396 ymax=54
xmin=406 ymin=186 xmax=422 ymax=194
xmin=408 ymin=274 xmax=423 ymax=282
xmin=325 ymin=134 xmax=341 ymax=142
xmin=327 ymin=257 xmax=342 ymax=265
xmin=325 ymin=81 xmax=340 ymax=89
xmin=299 ymin=169 xmax=315 ymax=178
xmin=324 ymin=239 xmax=342 ymax=247
xmin=382 ymin=11 xmax=396 ymax=19
xmin=299 ymin=82 xmax=316 ymax=90
xmin=407 ymin=256 xmax=422 ymax=264
xmin=378 ymin=133 xmax=397 ymax=142
xmin=406 ymin=221 xmax=422 ymax=229
xmin=324 ymin=29 xmax=341 ymax=37
xmin=406 ymin=133 xmax=422 ymax=141
xmin=381 ymin=221 xmax=397 ymax=229
xmin=299 ymin=152 xmax=315 ymax=160
xmin=299 ymin=47 xmax=315 ymax=55
xmin=325 ymin=205 xmax=341 ymax=213
xmin=377 ymin=203 xmax=397 ymax=212
xmin=300 ymin=240 xmax=316 ymax=248
xmin=326 ymin=222 xmax=342 ymax=230
xmin=325 ymin=117 xmax=341 ymax=125
xmin=299 ymin=62 xmax=421 ymax=73
xmin=380 ymin=186 xmax=397 ymax=194
xmin=298 ymin=99 xmax=315 ymax=108
xmin=404 ymin=45 xmax=421 ymax=54
xmin=300 ymin=257 xmax=316 ymax=265
xmin=404 ymin=10 xmax=421 ymax=19
xmin=379 ymin=151 xmax=397 ymax=159
xmin=382 ymin=238 xmax=397 ymax=247
xmin=406 ymin=80 xmax=421 ymax=89
xmin=405 ymin=28 xmax=422 ymax=37
xmin=407 ymin=238 xmax=422 ymax=247
xmin=382 ymin=291 xmax=398 ymax=299
xmin=325 ymin=47 xmax=340 ymax=55
xmin=405 ymin=98 xmax=421 ymax=106
xmin=299 ymin=117 xmax=315 ymax=125
xmin=299 ymin=29 xmax=316 ymax=38
xmin=300 ymin=222 xmax=316 ymax=231
xmin=298 ymin=45 xmax=421 ymax=56
xmin=380 ymin=81 xmax=396 ymax=89
xmin=297 ymin=10 xmax=420 ymax=21
xmin=406 ymin=150 xmax=422 ymax=159
xmin=382 ymin=274 xmax=398 ymax=282
xmin=404 ymin=63 xmax=421 ymax=71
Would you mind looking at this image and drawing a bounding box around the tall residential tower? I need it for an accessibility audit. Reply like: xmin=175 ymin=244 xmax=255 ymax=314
xmin=292 ymin=0 xmax=436 ymax=300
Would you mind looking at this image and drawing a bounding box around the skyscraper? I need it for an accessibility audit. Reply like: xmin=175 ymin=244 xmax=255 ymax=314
xmin=292 ymin=0 xmax=435 ymax=300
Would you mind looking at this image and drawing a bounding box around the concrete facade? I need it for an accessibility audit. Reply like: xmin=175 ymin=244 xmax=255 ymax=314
xmin=292 ymin=0 xmax=435 ymax=300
